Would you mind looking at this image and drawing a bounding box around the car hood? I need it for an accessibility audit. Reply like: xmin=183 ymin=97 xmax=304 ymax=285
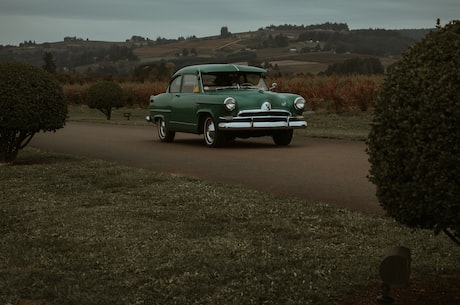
xmin=207 ymin=89 xmax=299 ymax=110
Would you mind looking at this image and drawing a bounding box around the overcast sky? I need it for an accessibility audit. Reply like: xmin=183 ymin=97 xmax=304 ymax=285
xmin=0 ymin=0 xmax=458 ymax=45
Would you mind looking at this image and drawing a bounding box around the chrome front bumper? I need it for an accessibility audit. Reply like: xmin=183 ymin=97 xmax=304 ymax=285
xmin=218 ymin=115 xmax=307 ymax=130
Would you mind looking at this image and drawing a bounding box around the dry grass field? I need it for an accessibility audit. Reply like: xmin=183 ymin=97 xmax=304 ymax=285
xmin=133 ymin=37 xmax=397 ymax=75
xmin=133 ymin=37 xmax=246 ymax=61
xmin=270 ymin=60 xmax=328 ymax=75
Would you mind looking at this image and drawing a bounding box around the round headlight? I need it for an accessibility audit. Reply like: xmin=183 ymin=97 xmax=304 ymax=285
xmin=294 ymin=97 xmax=306 ymax=111
xmin=224 ymin=97 xmax=236 ymax=111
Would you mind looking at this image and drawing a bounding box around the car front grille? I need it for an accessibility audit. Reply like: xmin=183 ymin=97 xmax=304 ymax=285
xmin=237 ymin=109 xmax=291 ymax=117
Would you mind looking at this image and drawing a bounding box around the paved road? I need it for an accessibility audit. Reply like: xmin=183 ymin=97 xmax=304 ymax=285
xmin=30 ymin=122 xmax=382 ymax=215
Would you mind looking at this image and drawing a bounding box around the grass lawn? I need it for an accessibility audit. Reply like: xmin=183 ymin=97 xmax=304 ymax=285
xmin=67 ymin=105 xmax=151 ymax=126
xmin=67 ymin=105 xmax=373 ymax=141
xmin=300 ymin=112 xmax=372 ymax=141
xmin=1 ymin=149 xmax=458 ymax=305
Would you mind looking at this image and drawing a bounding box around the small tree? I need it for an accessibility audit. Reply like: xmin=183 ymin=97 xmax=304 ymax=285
xmin=367 ymin=20 xmax=460 ymax=246
xmin=0 ymin=62 xmax=67 ymax=163
xmin=220 ymin=26 xmax=231 ymax=38
xmin=86 ymin=81 xmax=125 ymax=120
xmin=42 ymin=52 xmax=57 ymax=74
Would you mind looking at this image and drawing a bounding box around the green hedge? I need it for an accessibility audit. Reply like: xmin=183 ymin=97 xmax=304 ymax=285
xmin=0 ymin=62 xmax=67 ymax=162
xmin=367 ymin=21 xmax=460 ymax=244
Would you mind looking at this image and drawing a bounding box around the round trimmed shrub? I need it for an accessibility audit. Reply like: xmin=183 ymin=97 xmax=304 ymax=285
xmin=367 ymin=21 xmax=460 ymax=245
xmin=86 ymin=81 xmax=125 ymax=120
xmin=0 ymin=62 xmax=67 ymax=163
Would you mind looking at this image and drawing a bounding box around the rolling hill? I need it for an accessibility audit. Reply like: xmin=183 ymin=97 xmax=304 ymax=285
xmin=0 ymin=24 xmax=432 ymax=75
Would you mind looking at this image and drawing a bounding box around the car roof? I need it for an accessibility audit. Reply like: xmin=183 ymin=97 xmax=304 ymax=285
xmin=173 ymin=64 xmax=266 ymax=76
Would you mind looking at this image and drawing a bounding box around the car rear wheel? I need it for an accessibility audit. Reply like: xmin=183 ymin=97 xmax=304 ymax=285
xmin=157 ymin=118 xmax=175 ymax=142
xmin=203 ymin=115 xmax=224 ymax=147
xmin=272 ymin=130 xmax=293 ymax=146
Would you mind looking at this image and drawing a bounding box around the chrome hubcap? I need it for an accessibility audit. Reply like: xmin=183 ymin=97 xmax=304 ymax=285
xmin=205 ymin=118 xmax=215 ymax=144
xmin=158 ymin=120 xmax=166 ymax=138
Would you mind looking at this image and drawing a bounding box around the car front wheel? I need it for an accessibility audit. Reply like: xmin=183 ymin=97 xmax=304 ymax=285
xmin=272 ymin=130 xmax=293 ymax=146
xmin=157 ymin=118 xmax=175 ymax=142
xmin=203 ymin=115 xmax=224 ymax=147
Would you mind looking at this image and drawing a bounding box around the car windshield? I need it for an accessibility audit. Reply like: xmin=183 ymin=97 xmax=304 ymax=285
xmin=201 ymin=72 xmax=268 ymax=91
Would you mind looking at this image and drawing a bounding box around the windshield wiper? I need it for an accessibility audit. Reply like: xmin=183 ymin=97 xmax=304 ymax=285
xmin=239 ymin=84 xmax=258 ymax=89
xmin=215 ymin=86 xmax=239 ymax=90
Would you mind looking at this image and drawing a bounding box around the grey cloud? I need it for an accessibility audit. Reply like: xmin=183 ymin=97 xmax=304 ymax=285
xmin=0 ymin=0 xmax=458 ymax=45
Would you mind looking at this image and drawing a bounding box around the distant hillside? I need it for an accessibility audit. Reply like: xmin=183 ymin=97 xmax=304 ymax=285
xmin=0 ymin=23 xmax=432 ymax=76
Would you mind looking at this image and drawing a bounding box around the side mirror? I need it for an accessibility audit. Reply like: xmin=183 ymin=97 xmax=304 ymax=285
xmin=270 ymin=82 xmax=278 ymax=91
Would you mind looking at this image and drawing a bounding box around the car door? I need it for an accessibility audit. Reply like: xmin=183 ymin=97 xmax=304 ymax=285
xmin=170 ymin=74 xmax=199 ymax=132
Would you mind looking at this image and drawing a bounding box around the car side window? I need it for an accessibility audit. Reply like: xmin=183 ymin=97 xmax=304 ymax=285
xmin=182 ymin=74 xmax=199 ymax=93
xmin=169 ymin=76 xmax=182 ymax=93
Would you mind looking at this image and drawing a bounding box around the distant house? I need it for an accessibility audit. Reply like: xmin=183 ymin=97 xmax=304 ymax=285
xmin=127 ymin=35 xmax=150 ymax=47
xmin=64 ymin=36 xmax=83 ymax=42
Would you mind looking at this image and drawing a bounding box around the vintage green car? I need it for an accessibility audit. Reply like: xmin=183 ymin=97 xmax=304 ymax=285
xmin=146 ymin=64 xmax=307 ymax=147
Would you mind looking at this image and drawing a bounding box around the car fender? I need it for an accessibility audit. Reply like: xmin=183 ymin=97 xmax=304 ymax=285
xmin=195 ymin=109 xmax=217 ymax=133
xmin=149 ymin=93 xmax=174 ymax=124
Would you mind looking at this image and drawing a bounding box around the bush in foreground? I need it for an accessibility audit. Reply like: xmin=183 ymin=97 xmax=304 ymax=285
xmin=0 ymin=62 xmax=67 ymax=163
xmin=367 ymin=20 xmax=460 ymax=245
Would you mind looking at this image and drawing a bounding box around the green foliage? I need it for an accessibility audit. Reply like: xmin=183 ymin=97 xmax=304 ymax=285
xmin=42 ymin=52 xmax=56 ymax=74
xmin=325 ymin=57 xmax=384 ymax=75
xmin=298 ymin=28 xmax=419 ymax=55
xmin=262 ymin=34 xmax=289 ymax=48
xmin=133 ymin=61 xmax=176 ymax=82
xmin=0 ymin=62 xmax=67 ymax=162
xmin=367 ymin=21 xmax=460 ymax=245
xmin=220 ymin=26 xmax=231 ymax=38
xmin=86 ymin=81 xmax=125 ymax=120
